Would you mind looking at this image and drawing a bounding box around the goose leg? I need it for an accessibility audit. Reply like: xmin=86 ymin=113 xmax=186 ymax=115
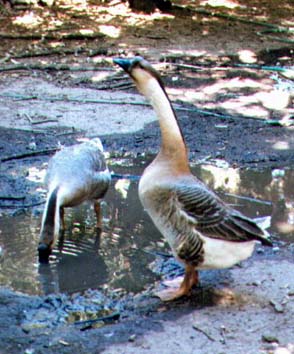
xmin=94 ymin=201 xmax=102 ymax=229
xmin=156 ymin=264 xmax=199 ymax=301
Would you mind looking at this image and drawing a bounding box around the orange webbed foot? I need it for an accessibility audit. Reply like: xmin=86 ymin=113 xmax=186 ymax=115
xmin=155 ymin=266 xmax=199 ymax=302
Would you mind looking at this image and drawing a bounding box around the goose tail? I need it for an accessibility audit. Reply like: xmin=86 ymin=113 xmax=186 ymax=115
xmin=233 ymin=213 xmax=273 ymax=246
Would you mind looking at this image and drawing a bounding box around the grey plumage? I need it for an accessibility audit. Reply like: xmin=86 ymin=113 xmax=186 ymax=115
xmin=38 ymin=138 xmax=111 ymax=263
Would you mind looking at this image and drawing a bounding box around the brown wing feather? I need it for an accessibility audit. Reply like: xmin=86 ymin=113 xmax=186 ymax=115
xmin=174 ymin=183 xmax=272 ymax=246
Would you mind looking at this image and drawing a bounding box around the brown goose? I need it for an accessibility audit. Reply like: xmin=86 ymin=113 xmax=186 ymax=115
xmin=38 ymin=138 xmax=111 ymax=263
xmin=113 ymin=56 xmax=272 ymax=301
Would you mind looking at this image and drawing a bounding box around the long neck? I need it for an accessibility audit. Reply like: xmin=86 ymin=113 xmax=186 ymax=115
xmin=139 ymin=78 xmax=190 ymax=171
xmin=40 ymin=186 xmax=60 ymax=246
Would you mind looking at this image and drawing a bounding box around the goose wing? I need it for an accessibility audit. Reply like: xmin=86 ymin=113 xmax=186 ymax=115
xmin=173 ymin=181 xmax=272 ymax=246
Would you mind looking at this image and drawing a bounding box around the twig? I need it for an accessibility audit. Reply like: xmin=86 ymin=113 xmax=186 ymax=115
xmin=32 ymin=119 xmax=59 ymax=125
xmin=192 ymin=325 xmax=216 ymax=341
xmin=1 ymin=148 xmax=58 ymax=162
xmin=106 ymin=81 xmax=135 ymax=89
xmin=256 ymin=32 xmax=294 ymax=44
xmin=8 ymin=47 xmax=88 ymax=59
xmin=0 ymin=93 xmax=271 ymax=122
xmin=172 ymin=62 xmax=291 ymax=73
xmin=0 ymin=200 xmax=46 ymax=208
xmin=0 ymin=63 xmax=114 ymax=72
xmin=55 ymin=130 xmax=82 ymax=136
xmin=24 ymin=113 xmax=33 ymax=123
xmin=0 ymin=93 xmax=150 ymax=106
xmin=10 ymin=128 xmax=47 ymax=134
xmin=224 ymin=192 xmax=272 ymax=206
xmin=174 ymin=5 xmax=292 ymax=33
xmin=75 ymin=312 xmax=120 ymax=331
xmin=111 ymin=173 xmax=140 ymax=181
xmin=233 ymin=64 xmax=292 ymax=72
xmin=176 ymin=106 xmax=239 ymax=120
xmin=0 ymin=195 xmax=25 ymax=200
xmin=172 ymin=63 xmax=204 ymax=71
xmin=0 ymin=31 xmax=105 ymax=40
xmin=31 ymin=118 xmax=58 ymax=125
xmin=24 ymin=113 xmax=57 ymax=125
xmin=92 ymin=81 xmax=134 ymax=91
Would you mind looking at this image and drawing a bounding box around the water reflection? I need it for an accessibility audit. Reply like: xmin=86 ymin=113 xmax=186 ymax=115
xmin=0 ymin=161 xmax=293 ymax=295
xmin=38 ymin=229 xmax=108 ymax=294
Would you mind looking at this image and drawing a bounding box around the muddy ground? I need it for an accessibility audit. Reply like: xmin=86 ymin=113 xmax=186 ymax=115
xmin=0 ymin=0 xmax=294 ymax=353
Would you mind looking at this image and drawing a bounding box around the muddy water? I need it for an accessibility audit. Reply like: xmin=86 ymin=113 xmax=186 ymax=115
xmin=0 ymin=159 xmax=293 ymax=296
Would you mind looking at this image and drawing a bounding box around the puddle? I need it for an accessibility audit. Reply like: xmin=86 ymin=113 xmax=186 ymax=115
xmin=0 ymin=159 xmax=293 ymax=296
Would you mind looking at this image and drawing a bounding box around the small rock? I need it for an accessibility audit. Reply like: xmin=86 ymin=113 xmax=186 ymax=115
xmin=59 ymin=340 xmax=70 ymax=346
xmin=28 ymin=142 xmax=37 ymax=151
xmin=270 ymin=300 xmax=284 ymax=313
xmin=128 ymin=334 xmax=136 ymax=342
xmin=104 ymin=332 xmax=114 ymax=338
xmin=21 ymin=322 xmax=48 ymax=333
xmin=24 ymin=349 xmax=35 ymax=354
xmin=262 ymin=334 xmax=279 ymax=343
xmin=215 ymin=124 xmax=228 ymax=129
xmin=272 ymin=169 xmax=285 ymax=178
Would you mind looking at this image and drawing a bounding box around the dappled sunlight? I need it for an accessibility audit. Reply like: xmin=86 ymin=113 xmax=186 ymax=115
xmin=58 ymin=0 xmax=88 ymax=11
xmin=200 ymin=164 xmax=241 ymax=192
xmin=26 ymin=165 xmax=46 ymax=184
xmin=200 ymin=0 xmax=244 ymax=9
xmin=89 ymin=1 xmax=175 ymax=32
xmin=220 ymin=99 xmax=269 ymax=118
xmin=114 ymin=178 xmax=131 ymax=199
xmin=255 ymin=90 xmax=290 ymax=110
xmin=166 ymin=73 xmax=290 ymax=119
xmin=161 ymin=45 xmax=293 ymax=120
xmin=167 ymin=87 xmax=206 ymax=101
xmin=98 ymin=25 xmax=120 ymax=38
xmin=48 ymin=41 xmax=66 ymax=49
xmin=237 ymin=50 xmax=257 ymax=64
xmin=212 ymin=287 xmax=249 ymax=307
xmin=203 ymin=77 xmax=263 ymax=94
xmin=167 ymin=49 xmax=208 ymax=58
xmin=272 ymin=141 xmax=290 ymax=150
xmin=90 ymin=70 xmax=115 ymax=82
xmin=13 ymin=12 xmax=44 ymax=29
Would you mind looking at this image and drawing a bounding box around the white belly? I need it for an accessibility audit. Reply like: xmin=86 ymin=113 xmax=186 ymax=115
xmin=198 ymin=236 xmax=257 ymax=269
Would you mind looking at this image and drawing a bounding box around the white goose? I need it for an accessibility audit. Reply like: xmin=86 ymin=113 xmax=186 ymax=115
xmin=114 ymin=56 xmax=272 ymax=301
xmin=38 ymin=138 xmax=111 ymax=263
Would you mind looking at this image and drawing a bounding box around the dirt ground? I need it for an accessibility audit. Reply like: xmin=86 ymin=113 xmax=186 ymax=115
xmin=0 ymin=0 xmax=294 ymax=353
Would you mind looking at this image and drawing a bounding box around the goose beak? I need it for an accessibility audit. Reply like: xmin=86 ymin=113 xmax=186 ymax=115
xmin=38 ymin=243 xmax=51 ymax=264
xmin=113 ymin=58 xmax=132 ymax=72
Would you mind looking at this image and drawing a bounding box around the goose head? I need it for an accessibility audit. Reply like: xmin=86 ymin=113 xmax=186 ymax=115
xmin=113 ymin=56 xmax=166 ymax=98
